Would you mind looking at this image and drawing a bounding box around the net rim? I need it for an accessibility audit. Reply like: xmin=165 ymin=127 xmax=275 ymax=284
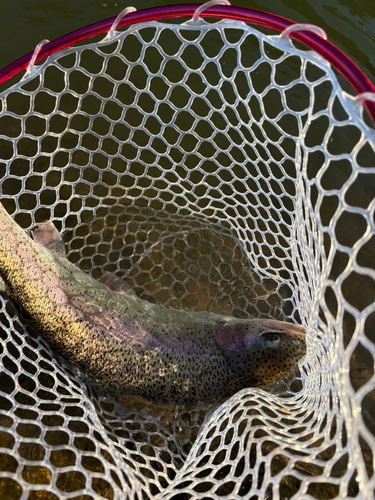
xmin=1 ymin=2 xmax=375 ymax=122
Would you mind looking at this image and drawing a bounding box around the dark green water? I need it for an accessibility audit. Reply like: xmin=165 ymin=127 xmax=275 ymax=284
xmin=1 ymin=0 xmax=375 ymax=84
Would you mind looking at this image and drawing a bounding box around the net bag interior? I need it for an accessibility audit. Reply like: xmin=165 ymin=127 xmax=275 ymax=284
xmin=0 ymin=4 xmax=374 ymax=499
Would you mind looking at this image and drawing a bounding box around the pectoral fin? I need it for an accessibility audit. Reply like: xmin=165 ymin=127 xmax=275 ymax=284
xmin=32 ymin=221 xmax=67 ymax=258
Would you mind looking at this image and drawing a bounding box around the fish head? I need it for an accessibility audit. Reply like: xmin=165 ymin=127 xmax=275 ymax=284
xmin=215 ymin=318 xmax=306 ymax=389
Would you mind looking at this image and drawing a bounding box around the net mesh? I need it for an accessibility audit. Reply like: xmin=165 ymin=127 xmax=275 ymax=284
xmin=0 ymin=11 xmax=374 ymax=500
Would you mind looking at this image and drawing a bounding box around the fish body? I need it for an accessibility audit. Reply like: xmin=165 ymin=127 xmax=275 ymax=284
xmin=0 ymin=202 xmax=306 ymax=402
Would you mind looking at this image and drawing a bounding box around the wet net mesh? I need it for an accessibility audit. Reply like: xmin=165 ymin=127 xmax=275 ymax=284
xmin=0 ymin=11 xmax=374 ymax=500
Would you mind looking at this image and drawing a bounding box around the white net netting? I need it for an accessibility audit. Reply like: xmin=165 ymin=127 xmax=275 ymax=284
xmin=0 ymin=9 xmax=374 ymax=500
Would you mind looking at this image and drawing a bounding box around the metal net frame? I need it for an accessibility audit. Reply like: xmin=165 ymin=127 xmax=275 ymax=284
xmin=0 ymin=2 xmax=375 ymax=499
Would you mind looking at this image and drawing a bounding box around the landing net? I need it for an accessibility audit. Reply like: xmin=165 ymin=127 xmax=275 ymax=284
xmin=0 ymin=2 xmax=374 ymax=499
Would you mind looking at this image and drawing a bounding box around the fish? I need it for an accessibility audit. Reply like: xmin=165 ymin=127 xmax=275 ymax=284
xmin=0 ymin=201 xmax=306 ymax=402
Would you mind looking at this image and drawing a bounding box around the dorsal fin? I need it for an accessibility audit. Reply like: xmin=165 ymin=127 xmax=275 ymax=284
xmin=99 ymin=271 xmax=136 ymax=296
xmin=32 ymin=221 xmax=67 ymax=258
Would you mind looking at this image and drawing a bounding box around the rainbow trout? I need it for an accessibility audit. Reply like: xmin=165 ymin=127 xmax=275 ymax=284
xmin=0 ymin=202 xmax=306 ymax=402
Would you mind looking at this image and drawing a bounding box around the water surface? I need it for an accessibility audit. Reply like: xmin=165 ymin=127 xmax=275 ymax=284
xmin=1 ymin=0 xmax=374 ymax=83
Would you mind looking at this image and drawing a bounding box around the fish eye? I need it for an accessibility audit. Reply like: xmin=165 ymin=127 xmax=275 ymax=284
xmin=262 ymin=333 xmax=282 ymax=348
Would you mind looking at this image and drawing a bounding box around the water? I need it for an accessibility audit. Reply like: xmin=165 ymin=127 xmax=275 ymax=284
xmin=1 ymin=0 xmax=375 ymax=83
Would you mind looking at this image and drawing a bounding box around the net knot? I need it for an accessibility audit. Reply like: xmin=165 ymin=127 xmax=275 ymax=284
xmin=280 ymin=23 xmax=327 ymax=40
xmin=24 ymin=39 xmax=50 ymax=77
xmin=355 ymin=92 xmax=375 ymax=104
xmin=105 ymin=6 xmax=137 ymax=40
xmin=190 ymin=0 xmax=231 ymax=23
